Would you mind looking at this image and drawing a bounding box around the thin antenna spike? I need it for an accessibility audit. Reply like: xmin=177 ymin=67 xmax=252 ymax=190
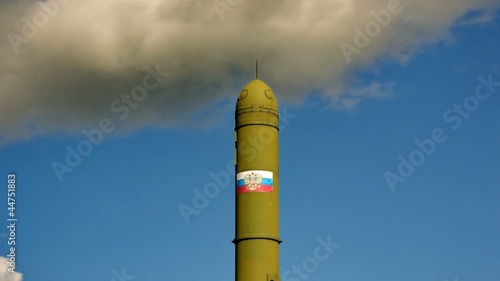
xmin=256 ymin=60 xmax=258 ymax=79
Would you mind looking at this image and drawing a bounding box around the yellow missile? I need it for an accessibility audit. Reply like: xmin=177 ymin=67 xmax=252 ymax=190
xmin=234 ymin=78 xmax=281 ymax=281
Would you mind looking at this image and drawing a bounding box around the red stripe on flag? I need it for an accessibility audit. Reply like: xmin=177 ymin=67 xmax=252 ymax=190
xmin=236 ymin=184 xmax=273 ymax=194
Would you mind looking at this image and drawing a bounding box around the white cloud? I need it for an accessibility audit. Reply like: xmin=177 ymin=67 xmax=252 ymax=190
xmin=0 ymin=257 xmax=22 ymax=281
xmin=0 ymin=0 xmax=498 ymax=144
xmin=458 ymin=9 xmax=496 ymax=26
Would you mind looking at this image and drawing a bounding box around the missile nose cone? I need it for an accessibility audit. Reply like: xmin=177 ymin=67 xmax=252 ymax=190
xmin=235 ymin=79 xmax=279 ymax=129
xmin=236 ymin=79 xmax=278 ymax=111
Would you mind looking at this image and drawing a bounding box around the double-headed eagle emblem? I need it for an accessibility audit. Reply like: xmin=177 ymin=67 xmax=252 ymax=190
xmin=244 ymin=172 xmax=263 ymax=191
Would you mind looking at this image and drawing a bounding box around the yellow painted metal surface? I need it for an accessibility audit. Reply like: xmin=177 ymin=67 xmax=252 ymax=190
xmin=234 ymin=79 xmax=281 ymax=281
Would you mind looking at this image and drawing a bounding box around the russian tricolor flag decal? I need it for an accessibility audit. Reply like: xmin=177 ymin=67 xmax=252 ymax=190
xmin=236 ymin=170 xmax=273 ymax=194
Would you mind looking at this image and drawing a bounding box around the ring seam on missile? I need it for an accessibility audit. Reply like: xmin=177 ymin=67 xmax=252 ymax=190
xmin=232 ymin=235 xmax=283 ymax=244
xmin=236 ymin=109 xmax=279 ymax=115
xmin=235 ymin=123 xmax=280 ymax=130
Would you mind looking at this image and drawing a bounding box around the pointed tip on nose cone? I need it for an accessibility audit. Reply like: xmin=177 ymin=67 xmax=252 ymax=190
xmin=236 ymin=79 xmax=278 ymax=111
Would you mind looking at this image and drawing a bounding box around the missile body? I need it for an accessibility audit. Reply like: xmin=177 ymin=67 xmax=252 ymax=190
xmin=234 ymin=79 xmax=281 ymax=281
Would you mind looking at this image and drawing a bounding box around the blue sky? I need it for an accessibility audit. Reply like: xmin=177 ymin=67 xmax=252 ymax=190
xmin=0 ymin=1 xmax=499 ymax=281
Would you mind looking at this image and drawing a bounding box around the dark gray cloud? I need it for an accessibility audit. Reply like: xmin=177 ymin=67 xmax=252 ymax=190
xmin=0 ymin=0 xmax=498 ymax=144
